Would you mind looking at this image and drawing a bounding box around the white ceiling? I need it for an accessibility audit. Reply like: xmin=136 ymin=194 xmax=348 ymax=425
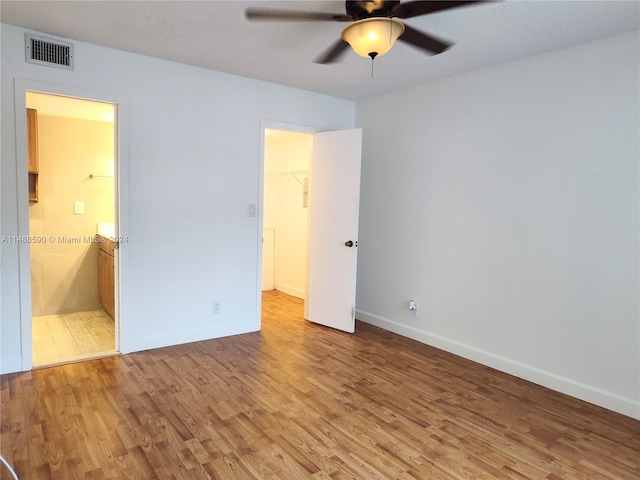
xmin=2 ymin=1 xmax=639 ymax=101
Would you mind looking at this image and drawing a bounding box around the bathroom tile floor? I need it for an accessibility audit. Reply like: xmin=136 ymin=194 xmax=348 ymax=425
xmin=32 ymin=309 xmax=116 ymax=366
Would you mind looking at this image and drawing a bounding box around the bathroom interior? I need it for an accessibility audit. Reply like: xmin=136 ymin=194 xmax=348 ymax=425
xmin=27 ymin=91 xmax=117 ymax=366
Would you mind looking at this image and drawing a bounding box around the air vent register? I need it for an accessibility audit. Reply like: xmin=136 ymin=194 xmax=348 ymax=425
xmin=25 ymin=33 xmax=74 ymax=70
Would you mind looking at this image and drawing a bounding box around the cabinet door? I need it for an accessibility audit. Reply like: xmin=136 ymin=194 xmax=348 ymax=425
xmin=98 ymin=249 xmax=107 ymax=305
xmin=27 ymin=108 xmax=39 ymax=172
xmin=107 ymin=253 xmax=115 ymax=317
xmin=98 ymin=249 xmax=113 ymax=317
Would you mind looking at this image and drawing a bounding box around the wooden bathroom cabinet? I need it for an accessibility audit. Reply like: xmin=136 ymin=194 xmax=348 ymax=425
xmin=27 ymin=108 xmax=39 ymax=203
xmin=97 ymin=235 xmax=115 ymax=319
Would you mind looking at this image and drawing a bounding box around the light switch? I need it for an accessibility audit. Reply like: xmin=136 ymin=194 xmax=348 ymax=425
xmin=74 ymin=201 xmax=85 ymax=215
xmin=247 ymin=203 xmax=257 ymax=217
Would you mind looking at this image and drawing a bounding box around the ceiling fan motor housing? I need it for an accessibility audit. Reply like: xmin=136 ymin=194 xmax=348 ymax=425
xmin=346 ymin=1 xmax=400 ymax=19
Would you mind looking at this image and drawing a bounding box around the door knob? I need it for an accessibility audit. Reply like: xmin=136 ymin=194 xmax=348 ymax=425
xmin=345 ymin=240 xmax=354 ymax=247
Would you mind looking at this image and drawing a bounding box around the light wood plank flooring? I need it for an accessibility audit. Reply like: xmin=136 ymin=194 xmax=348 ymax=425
xmin=2 ymin=290 xmax=639 ymax=479
xmin=32 ymin=310 xmax=115 ymax=366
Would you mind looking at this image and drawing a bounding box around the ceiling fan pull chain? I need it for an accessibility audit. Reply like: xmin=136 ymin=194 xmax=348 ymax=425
xmin=369 ymin=51 xmax=378 ymax=78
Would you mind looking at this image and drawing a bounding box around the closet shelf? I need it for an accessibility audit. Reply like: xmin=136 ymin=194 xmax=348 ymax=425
xmin=266 ymin=170 xmax=309 ymax=189
xmin=266 ymin=170 xmax=308 ymax=176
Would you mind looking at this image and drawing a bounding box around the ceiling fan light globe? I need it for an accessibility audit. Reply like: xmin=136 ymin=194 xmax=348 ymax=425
xmin=341 ymin=18 xmax=405 ymax=58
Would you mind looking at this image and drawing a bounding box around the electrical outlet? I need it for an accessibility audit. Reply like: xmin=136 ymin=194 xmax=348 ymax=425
xmin=409 ymin=300 xmax=418 ymax=317
xmin=213 ymin=300 xmax=221 ymax=314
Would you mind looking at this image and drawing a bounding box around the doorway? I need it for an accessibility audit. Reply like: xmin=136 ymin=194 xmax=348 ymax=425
xmin=262 ymin=128 xmax=313 ymax=305
xmin=259 ymin=126 xmax=363 ymax=333
xmin=26 ymin=91 xmax=119 ymax=366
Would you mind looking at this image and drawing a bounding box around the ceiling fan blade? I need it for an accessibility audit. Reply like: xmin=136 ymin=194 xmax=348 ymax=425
xmin=245 ymin=9 xmax=352 ymax=22
xmin=398 ymin=25 xmax=453 ymax=55
xmin=314 ymin=39 xmax=351 ymax=64
xmin=392 ymin=1 xmax=484 ymax=19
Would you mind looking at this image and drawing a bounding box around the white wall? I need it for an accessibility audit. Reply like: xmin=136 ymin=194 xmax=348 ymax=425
xmin=355 ymin=31 xmax=640 ymax=419
xmin=264 ymin=132 xmax=312 ymax=298
xmin=1 ymin=24 xmax=355 ymax=373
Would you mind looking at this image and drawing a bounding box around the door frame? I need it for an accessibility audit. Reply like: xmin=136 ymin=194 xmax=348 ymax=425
xmin=256 ymin=119 xmax=317 ymax=325
xmin=14 ymin=79 xmax=129 ymax=371
xmin=261 ymin=226 xmax=276 ymax=291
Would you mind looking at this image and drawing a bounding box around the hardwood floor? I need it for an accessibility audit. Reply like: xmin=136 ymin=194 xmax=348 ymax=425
xmin=2 ymin=290 xmax=639 ymax=479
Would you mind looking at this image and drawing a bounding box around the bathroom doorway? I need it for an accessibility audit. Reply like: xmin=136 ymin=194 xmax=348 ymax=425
xmin=262 ymin=128 xmax=313 ymax=305
xmin=26 ymin=91 xmax=119 ymax=366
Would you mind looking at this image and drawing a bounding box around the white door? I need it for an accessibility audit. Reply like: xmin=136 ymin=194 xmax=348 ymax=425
xmin=305 ymin=129 xmax=362 ymax=333
xmin=262 ymin=228 xmax=275 ymax=291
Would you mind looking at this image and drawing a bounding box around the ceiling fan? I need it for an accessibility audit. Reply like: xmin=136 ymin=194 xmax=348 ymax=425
xmin=246 ymin=1 xmax=489 ymax=64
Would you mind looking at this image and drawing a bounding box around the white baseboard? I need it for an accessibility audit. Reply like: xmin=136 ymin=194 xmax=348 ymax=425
xmin=276 ymin=283 xmax=305 ymax=300
xmin=356 ymin=309 xmax=640 ymax=420
xmin=0 ymin=358 xmax=24 ymax=375
xmin=122 ymin=321 xmax=259 ymax=354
